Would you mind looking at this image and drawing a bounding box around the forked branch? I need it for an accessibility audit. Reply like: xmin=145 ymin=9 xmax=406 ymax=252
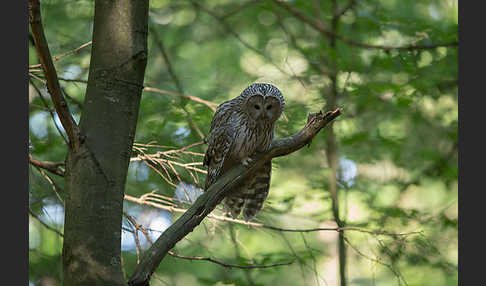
xmin=128 ymin=108 xmax=342 ymax=286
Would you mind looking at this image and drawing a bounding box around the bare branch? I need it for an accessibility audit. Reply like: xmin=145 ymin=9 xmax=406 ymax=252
xmin=130 ymin=141 xmax=207 ymax=187
xmin=128 ymin=108 xmax=342 ymax=286
xmin=29 ymin=208 xmax=64 ymax=237
xmin=167 ymin=251 xmax=294 ymax=269
xmin=143 ymin=87 xmax=218 ymax=112
xmin=29 ymin=0 xmax=81 ymax=152
xmin=29 ymin=79 xmax=69 ymax=145
xmin=124 ymin=211 xmax=293 ymax=270
xmin=125 ymin=193 xmax=422 ymax=237
xmin=344 ymin=236 xmax=409 ymax=286
xmin=29 ymin=154 xmax=65 ymax=177
xmin=32 ymin=165 xmax=65 ymax=205
xmin=29 ymin=41 xmax=92 ymax=69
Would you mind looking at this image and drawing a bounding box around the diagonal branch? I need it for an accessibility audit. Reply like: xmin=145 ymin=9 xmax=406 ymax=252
xmin=29 ymin=208 xmax=64 ymax=238
xmin=128 ymin=108 xmax=342 ymax=286
xmin=29 ymin=0 xmax=81 ymax=152
xmin=123 ymin=211 xmax=293 ymax=270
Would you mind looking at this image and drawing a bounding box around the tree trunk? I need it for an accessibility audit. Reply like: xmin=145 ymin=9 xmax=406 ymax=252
xmin=62 ymin=1 xmax=149 ymax=285
xmin=326 ymin=1 xmax=347 ymax=285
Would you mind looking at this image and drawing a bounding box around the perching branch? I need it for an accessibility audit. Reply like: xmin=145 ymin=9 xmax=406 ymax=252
xmin=128 ymin=108 xmax=342 ymax=286
xmin=29 ymin=0 xmax=81 ymax=152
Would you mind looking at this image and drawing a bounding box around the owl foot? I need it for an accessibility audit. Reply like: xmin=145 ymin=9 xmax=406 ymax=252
xmin=242 ymin=157 xmax=253 ymax=167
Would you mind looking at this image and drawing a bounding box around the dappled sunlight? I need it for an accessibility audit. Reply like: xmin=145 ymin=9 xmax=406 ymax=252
xmin=358 ymin=159 xmax=411 ymax=183
xmin=29 ymin=0 xmax=457 ymax=284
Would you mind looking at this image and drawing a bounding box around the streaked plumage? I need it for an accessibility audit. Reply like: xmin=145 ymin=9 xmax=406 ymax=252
xmin=203 ymin=83 xmax=285 ymax=221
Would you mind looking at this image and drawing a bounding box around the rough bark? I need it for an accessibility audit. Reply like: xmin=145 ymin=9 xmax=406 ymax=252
xmin=128 ymin=109 xmax=342 ymax=286
xmin=62 ymin=1 xmax=149 ymax=285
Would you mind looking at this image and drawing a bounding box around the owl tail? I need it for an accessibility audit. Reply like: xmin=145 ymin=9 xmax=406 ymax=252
xmin=224 ymin=196 xmax=245 ymax=219
xmin=242 ymin=161 xmax=272 ymax=222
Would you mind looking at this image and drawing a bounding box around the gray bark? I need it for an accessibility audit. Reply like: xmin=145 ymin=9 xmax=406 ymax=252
xmin=62 ymin=1 xmax=149 ymax=285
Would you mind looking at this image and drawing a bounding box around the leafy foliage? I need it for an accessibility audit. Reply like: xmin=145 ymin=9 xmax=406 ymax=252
xmin=29 ymin=0 xmax=457 ymax=285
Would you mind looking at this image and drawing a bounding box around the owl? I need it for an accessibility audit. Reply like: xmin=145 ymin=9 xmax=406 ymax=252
xmin=203 ymin=83 xmax=285 ymax=221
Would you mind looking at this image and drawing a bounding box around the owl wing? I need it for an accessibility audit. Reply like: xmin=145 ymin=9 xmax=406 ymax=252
xmin=203 ymin=102 xmax=235 ymax=190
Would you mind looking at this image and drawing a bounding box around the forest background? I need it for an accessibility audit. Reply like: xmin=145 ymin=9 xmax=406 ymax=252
xmin=28 ymin=0 xmax=458 ymax=285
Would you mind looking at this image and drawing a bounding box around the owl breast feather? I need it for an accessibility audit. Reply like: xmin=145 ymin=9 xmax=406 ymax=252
xmin=228 ymin=112 xmax=272 ymax=162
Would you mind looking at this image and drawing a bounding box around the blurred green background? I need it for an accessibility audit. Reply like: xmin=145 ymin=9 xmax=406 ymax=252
xmin=29 ymin=0 xmax=457 ymax=285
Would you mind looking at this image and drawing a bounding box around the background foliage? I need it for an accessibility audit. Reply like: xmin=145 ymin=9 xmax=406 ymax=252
xmin=29 ymin=0 xmax=458 ymax=285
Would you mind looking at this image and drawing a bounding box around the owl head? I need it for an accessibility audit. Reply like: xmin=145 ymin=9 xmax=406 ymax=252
xmin=239 ymin=83 xmax=285 ymax=123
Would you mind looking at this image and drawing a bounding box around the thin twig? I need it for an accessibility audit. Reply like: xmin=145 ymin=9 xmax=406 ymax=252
xmin=344 ymin=236 xmax=408 ymax=286
xmin=124 ymin=211 xmax=293 ymax=270
xmin=192 ymin=0 xmax=310 ymax=86
xmin=29 ymin=208 xmax=64 ymax=237
xmin=148 ymin=27 xmax=208 ymax=140
xmin=29 ymin=154 xmax=65 ymax=177
xmin=29 ymin=79 xmax=69 ymax=145
xmin=29 ymin=0 xmax=81 ymax=152
xmin=124 ymin=193 xmax=422 ymax=238
xmin=143 ymin=87 xmax=218 ymax=112
xmin=168 ymin=251 xmax=294 ymax=269
xmin=32 ymin=165 xmax=65 ymax=206
xmin=29 ymin=41 xmax=92 ymax=69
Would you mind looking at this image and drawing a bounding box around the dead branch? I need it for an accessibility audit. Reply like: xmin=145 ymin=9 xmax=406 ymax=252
xmin=29 ymin=0 xmax=81 ymax=152
xmin=29 ymin=41 xmax=92 ymax=69
xmin=127 ymin=108 xmax=342 ymax=286
xmin=123 ymin=211 xmax=293 ymax=270
xmin=29 ymin=154 xmax=65 ymax=177
xmin=29 ymin=208 xmax=64 ymax=237
xmin=124 ymin=193 xmax=422 ymax=238
xmin=29 ymin=79 xmax=69 ymax=145
xmin=143 ymin=86 xmax=218 ymax=112
xmin=167 ymin=251 xmax=294 ymax=270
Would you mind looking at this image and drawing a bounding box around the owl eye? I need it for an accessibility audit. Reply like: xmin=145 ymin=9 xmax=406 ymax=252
xmin=266 ymin=105 xmax=272 ymax=110
xmin=254 ymin=105 xmax=260 ymax=110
